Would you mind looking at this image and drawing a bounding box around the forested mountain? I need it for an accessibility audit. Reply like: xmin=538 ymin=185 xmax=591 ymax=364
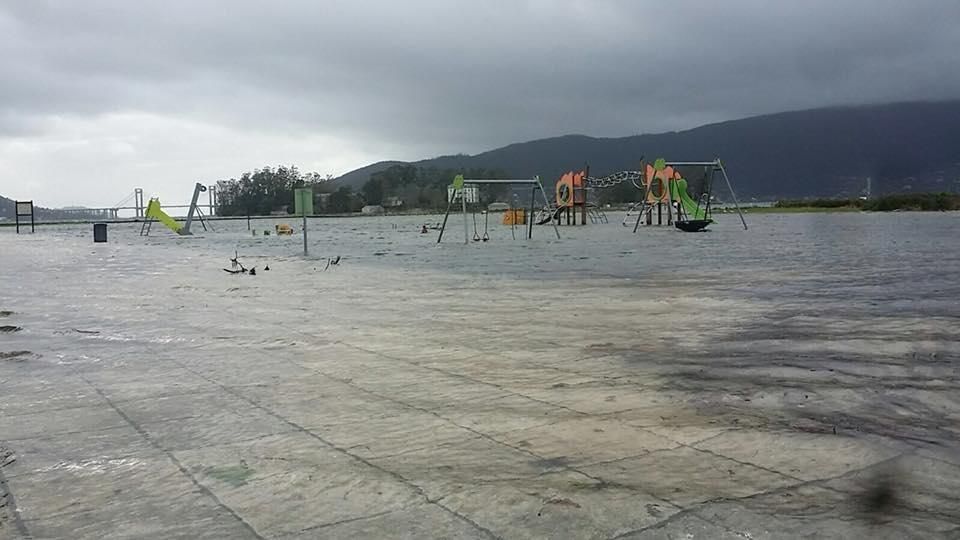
xmin=333 ymin=101 xmax=960 ymax=200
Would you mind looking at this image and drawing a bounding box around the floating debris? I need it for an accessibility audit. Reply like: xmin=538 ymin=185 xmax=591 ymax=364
xmin=224 ymin=251 xmax=256 ymax=275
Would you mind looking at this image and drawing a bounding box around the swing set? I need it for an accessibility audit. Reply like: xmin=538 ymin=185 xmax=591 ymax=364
xmin=436 ymin=175 xmax=560 ymax=244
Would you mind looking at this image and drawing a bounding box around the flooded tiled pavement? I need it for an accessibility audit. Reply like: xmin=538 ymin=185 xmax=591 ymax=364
xmin=2 ymin=213 xmax=959 ymax=538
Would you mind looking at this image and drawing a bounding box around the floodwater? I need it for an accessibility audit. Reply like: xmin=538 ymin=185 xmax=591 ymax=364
xmin=1 ymin=211 xmax=959 ymax=539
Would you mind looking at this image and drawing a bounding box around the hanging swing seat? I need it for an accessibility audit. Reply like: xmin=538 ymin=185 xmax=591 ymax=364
xmin=674 ymin=219 xmax=712 ymax=232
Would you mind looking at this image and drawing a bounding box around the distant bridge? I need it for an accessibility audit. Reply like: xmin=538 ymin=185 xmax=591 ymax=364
xmin=56 ymin=186 xmax=219 ymax=219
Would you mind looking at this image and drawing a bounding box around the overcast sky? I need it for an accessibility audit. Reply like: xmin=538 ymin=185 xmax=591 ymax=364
xmin=2 ymin=1 xmax=959 ymax=207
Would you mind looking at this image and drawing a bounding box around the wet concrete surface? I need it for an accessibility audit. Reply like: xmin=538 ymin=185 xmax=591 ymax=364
xmin=1 ymin=213 xmax=959 ymax=538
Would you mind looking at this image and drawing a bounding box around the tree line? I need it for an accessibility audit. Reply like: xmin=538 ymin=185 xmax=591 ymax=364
xmin=360 ymin=165 xmax=512 ymax=209
xmin=214 ymin=166 xmax=363 ymax=216
xmin=775 ymin=193 xmax=960 ymax=211
xmin=214 ymin=164 xmax=518 ymax=216
xmin=213 ymin=163 xmax=706 ymax=217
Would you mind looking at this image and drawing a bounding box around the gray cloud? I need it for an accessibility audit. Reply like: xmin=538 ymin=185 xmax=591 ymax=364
xmin=2 ymin=0 xmax=959 ymax=206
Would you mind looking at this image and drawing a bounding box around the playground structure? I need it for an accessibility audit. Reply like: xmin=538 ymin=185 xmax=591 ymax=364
xmin=628 ymin=158 xmax=747 ymax=231
xmin=437 ymin=175 xmax=560 ymax=243
xmin=536 ymin=167 xmax=612 ymax=226
xmin=140 ymin=183 xmax=212 ymax=236
xmin=537 ymin=157 xmax=746 ymax=232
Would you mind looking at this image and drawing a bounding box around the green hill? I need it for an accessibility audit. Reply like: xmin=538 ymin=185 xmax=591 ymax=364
xmin=332 ymin=101 xmax=960 ymax=200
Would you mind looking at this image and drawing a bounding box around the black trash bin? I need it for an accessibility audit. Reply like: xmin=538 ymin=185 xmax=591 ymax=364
xmin=93 ymin=223 xmax=108 ymax=243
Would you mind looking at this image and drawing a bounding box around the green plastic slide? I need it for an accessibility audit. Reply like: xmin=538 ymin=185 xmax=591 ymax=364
xmin=670 ymin=178 xmax=711 ymax=221
xmin=145 ymin=199 xmax=184 ymax=234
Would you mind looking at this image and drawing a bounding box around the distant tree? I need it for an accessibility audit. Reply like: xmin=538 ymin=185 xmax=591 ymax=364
xmin=328 ymin=186 xmax=355 ymax=213
xmin=362 ymin=178 xmax=384 ymax=205
xmin=214 ymin=165 xmax=331 ymax=216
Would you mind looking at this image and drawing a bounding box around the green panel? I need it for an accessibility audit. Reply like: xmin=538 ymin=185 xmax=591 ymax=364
xmin=294 ymin=188 xmax=313 ymax=215
xmin=654 ymin=158 xmax=667 ymax=171
xmin=452 ymin=174 xmax=465 ymax=189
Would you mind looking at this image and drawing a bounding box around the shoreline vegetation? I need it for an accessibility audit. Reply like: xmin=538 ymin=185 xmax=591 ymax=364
xmin=768 ymin=192 xmax=960 ymax=212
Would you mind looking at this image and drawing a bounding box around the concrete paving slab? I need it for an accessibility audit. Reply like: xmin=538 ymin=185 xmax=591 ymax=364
xmin=370 ymin=376 xmax=516 ymax=413
xmin=436 ymin=471 xmax=680 ymax=539
xmin=299 ymin=503 xmax=490 ymax=539
xmin=138 ymin=408 xmax=296 ymax=452
xmin=21 ymin=495 xmax=257 ymax=540
xmin=691 ymin=482 xmax=958 ymax=539
xmin=191 ymin=359 xmax=316 ymax=388
xmin=522 ymin=382 xmax=681 ymax=415
xmin=642 ymin=424 xmax=732 ymax=446
xmin=821 ymin=453 xmax=960 ymax=523
xmin=497 ymin=417 xmax=679 ymax=467
xmin=0 ymin=378 xmax=104 ymax=416
xmin=581 ymin=446 xmax=799 ymax=506
xmin=83 ymin=367 xmax=220 ymax=402
xmin=2 ymin=425 xmax=156 ymax=478
xmin=6 ymin=453 xmax=199 ymax=522
xmin=436 ymin=394 xmax=578 ymax=435
xmin=260 ymin=389 xmax=409 ymax=430
xmin=419 ymin=359 xmax=601 ymax=393
xmin=236 ymin=374 xmax=360 ymax=405
xmin=117 ymin=389 xmax=254 ymax=426
xmin=0 ymin=405 xmax=127 ymax=441
xmin=173 ymin=432 xmax=421 ymax=537
xmin=694 ymin=430 xmax=903 ymax=481
xmin=369 ymin=437 xmax=566 ymax=500
xmin=617 ymin=513 xmax=744 ymax=539
xmin=309 ymin=409 xmax=477 ymax=460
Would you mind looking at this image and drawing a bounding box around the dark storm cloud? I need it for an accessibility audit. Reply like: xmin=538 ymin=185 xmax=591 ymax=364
xmin=4 ymin=1 xmax=960 ymax=146
xmin=2 ymin=1 xmax=960 ymax=206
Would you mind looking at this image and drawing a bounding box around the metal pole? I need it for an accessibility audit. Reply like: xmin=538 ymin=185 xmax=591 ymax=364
xmin=535 ymin=176 xmax=561 ymax=239
xmin=182 ymin=182 xmax=205 ymax=235
xmin=666 ymin=175 xmax=674 ymax=225
xmin=717 ymin=159 xmax=748 ymax=230
xmin=581 ymin=165 xmax=589 ymax=225
xmin=302 ymin=213 xmax=308 ymax=256
xmin=437 ymin=194 xmax=455 ymax=243
xmin=528 ymin=186 xmax=536 ymax=239
xmin=634 ymin=162 xmax=654 ymax=233
xmin=462 ymin=188 xmax=469 ymax=244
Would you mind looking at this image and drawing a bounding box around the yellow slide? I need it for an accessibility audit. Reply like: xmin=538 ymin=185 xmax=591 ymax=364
xmin=145 ymin=199 xmax=184 ymax=234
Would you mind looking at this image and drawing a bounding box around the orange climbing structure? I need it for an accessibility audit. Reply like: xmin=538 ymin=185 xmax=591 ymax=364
xmin=553 ymin=169 xmax=588 ymax=225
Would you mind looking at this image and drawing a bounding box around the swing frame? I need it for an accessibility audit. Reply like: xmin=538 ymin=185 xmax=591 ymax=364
xmin=437 ymin=176 xmax=561 ymax=244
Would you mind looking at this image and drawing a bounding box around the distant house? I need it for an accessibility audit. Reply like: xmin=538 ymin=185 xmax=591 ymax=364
xmin=382 ymin=196 xmax=403 ymax=208
xmin=361 ymin=205 xmax=384 ymax=215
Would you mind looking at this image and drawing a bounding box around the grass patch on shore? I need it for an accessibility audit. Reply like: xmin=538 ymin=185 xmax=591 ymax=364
xmin=771 ymin=192 xmax=960 ymax=213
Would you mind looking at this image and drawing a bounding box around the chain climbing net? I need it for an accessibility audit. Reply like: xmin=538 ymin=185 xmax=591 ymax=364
xmin=584 ymin=170 xmax=644 ymax=189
